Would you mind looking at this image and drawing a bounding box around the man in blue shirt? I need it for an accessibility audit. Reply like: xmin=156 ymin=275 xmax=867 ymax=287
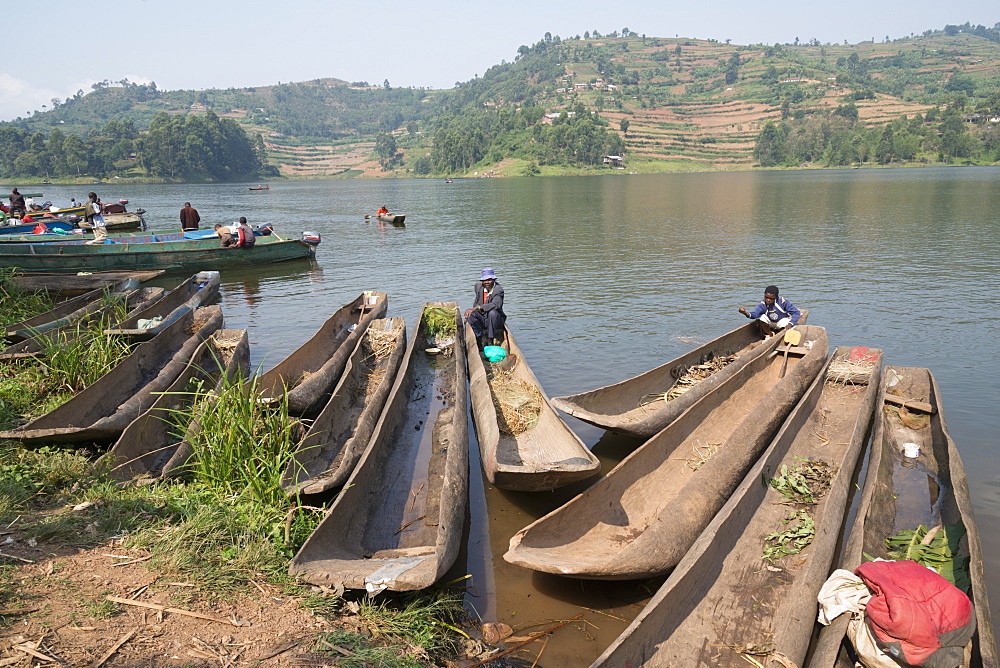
xmin=739 ymin=285 xmax=801 ymax=337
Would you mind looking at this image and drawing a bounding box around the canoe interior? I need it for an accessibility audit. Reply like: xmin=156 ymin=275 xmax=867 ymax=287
xmin=809 ymin=366 xmax=997 ymax=667
xmin=465 ymin=323 xmax=600 ymax=491
xmin=593 ymin=346 xmax=883 ymax=667
xmin=504 ymin=325 xmax=829 ymax=580
xmin=105 ymin=329 xmax=250 ymax=481
xmin=258 ymin=291 xmax=388 ymax=416
xmin=104 ymin=271 xmax=221 ymax=340
xmin=282 ymin=317 xmax=407 ymax=495
xmin=289 ymin=302 xmax=468 ymax=592
xmin=551 ymin=311 xmax=809 ymax=438
xmin=0 ymin=285 xmax=165 ymax=362
xmin=0 ymin=305 xmax=224 ymax=445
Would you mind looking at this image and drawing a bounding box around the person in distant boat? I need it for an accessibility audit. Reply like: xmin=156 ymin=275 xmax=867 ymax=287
xmin=180 ymin=202 xmax=201 ymax=231
xmin=214 ymin=223 xmax=237 ymax=247
xmin=69 ymin=197 xmax=77 ymax=209
xmin=83 ymin=192 xmax=107 ymax=244
xmin=9 ymin=188 xmax=26 ymax=217
xmin=739 ymin=285 xmax=801 ymax=336
xmin=376 ymin=206 xmax=389 ymax=216
xmin=464 ymin=268 xmax=507 ymax=348
xmin=234 ymin=217 xmax=255 ymax=247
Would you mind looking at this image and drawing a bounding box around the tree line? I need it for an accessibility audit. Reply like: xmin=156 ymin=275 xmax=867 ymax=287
xmin=753 ymin=99 xmax=1000 ymax=167
xmin=0 ymin=110 xmax=271 ymax=181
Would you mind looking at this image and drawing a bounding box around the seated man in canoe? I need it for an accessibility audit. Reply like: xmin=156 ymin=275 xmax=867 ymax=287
xmin=214 ymin=224 xmax=238 ymax=247
xmin=464 ymin=268 xmax=507 ymax=348
xmin=739 ymin=285 xmax=802 ymax=336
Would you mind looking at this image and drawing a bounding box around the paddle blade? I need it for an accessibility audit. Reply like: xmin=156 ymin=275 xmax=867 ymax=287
xmin=783 ymin=329 xmax=802 ymax=346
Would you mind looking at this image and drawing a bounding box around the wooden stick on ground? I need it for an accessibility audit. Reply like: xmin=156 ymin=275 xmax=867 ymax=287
xmin=90 ymin=628 xmax=137 ymax=668
xmin=106 ymin=596 xmax=250 ymax=627
xmin=468 ymin=614 xmax=584 ymax=668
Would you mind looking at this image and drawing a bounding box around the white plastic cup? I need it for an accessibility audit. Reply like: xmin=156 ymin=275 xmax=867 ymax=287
xmin=903 ymin=442 xmax=920 ymax=458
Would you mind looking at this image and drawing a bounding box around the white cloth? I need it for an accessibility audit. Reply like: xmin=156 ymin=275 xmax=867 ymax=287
xmin=760 ymin=314 xmax=792 ymax=329
xmin=848 ymin=617 xmax=901 ymax=668
xmin=817 ymin=569 xmax=871 ymax=625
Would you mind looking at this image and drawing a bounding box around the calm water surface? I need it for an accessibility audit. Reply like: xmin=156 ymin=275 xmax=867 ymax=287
xmin=18 ymin=168 xmax=1000 ymax=664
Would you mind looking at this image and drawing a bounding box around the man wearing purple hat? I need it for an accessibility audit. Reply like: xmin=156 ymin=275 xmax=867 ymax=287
xmin=464 ymin=268 xmax=507 ymax=348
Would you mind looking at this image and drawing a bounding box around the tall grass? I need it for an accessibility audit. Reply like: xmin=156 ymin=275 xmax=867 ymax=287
xmin=0 ymin=268 xmax=55 ymax=330
xmin=178 ymin=375 xmax=303 ymax=508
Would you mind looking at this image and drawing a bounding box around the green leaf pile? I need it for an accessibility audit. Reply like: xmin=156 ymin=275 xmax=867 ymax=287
xmin=884 ymin=523 xmax=970 ymax=591
xmin=763 ymin=510 xmax=816 ymax=562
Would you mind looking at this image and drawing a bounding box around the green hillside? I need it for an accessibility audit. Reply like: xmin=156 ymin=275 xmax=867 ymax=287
xmin=3 ymin=23 xmax=1000 ymax=181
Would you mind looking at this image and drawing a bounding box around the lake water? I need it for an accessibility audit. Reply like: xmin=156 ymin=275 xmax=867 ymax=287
xmin=14 ymin=167 xmax=1000 ymax=664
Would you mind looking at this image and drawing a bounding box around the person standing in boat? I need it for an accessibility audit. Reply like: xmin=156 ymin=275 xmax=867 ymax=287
xmin=739 ymin=285 xmax=801 ymax=336
xmin=464 ymin=268 xmax=507 ymax=348
xmin=8 ymin=188 xmax=26 ymax=217
xmin=180 ymin=202 xmax=201 ymax=231
xmin=83 ymin=192 xmax=107 ymax=244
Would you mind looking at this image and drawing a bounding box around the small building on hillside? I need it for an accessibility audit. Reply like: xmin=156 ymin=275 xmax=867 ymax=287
xmin=603 ymin=155 xmax=624 ymax=167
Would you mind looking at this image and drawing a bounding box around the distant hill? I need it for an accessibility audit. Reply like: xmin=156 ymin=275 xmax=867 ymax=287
xmin=3 ymin=23 xmax=1000 ymax=180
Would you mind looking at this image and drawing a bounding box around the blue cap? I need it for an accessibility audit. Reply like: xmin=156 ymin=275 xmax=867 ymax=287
xmin=480 ymin=268 xmax=496 ymax=280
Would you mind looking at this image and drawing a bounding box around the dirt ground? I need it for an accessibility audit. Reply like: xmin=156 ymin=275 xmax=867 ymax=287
xmin=0 ymin=539 xmax=340 ymax=667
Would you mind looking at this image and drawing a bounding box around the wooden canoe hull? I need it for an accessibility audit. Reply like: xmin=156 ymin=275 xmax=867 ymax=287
xmin=808 ymin=366 xmax=998 ymax=668
xmin=281 ymin=317 xmax=407 ymax=495
xmin=0 ymin=235 xmax=316 ymax=274
xmin=551 ymin=311 xmax=809 ymax=439
xmin=289 ymin=302 xmax=469 ymax=592
xmin=0 ymin=285 xmax=165 ymax=362
xmin=5 ymin=279 xmax=138 ymax=342
xmin=0 ymin=306 xmax=224 ymax=445
xmin=104 ymin=329 xmax=250 ymax=480
xmin=465 ymin=323 xmax=600 ymax=491
xmin=103 ymin=271 xmax=221 ymax=341
xmin=258 ymin=292 xmax=388 ymax=417
xmin=504 ymin=325 xmax=829 ymax=580
xmin=376 ymin=214 xmax=405 ymax=225
xmin=8 ymin=272 xmax=164 ymax=296
xmin=593 ymin=346 xmax=883 ymax=667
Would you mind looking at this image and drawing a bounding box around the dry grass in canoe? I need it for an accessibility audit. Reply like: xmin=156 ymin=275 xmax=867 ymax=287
xmin=486 ymin=367 xmax=544 ymax=436
xmin=640 ymin=352 xmax=741 ymax=406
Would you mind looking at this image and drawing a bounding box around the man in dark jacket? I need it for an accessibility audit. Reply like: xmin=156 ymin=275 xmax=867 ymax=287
xmin=464 ymin=268 xmax=507 ymax=348
xmin=180 ymin=202 xmax=200 ymax=231
xmin=9 ymin=188 xmax=26 ymax=217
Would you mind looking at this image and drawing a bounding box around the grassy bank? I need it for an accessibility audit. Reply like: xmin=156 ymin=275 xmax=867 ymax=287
xmin=0 ymin=280 xmax=472 ymax=665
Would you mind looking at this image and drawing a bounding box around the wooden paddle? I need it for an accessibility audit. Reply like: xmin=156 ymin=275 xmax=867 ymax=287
xmin=779 ymin=328 xmax=801 ymax=378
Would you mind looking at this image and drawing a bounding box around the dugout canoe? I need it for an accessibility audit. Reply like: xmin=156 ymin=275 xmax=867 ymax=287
xmin=8 ymin=271 xmax=164 ymax=296
xmin=551 ymin=310 xmax=809 ymax=439
xmin=0 ymin=306 xmax=223 ymax=445
xmin=376 ymin=214 xmax=405 ymax=225
xmin=0 ymin=234 xmax=317 ymax=274
xmin=5 ymin=278 xmax=139 ymax=343
xmin=504 ymin=325 xmax=828 ymax=580
xmin=280 ymin=317 xmax=407 ymax=496
xmin=258 ymin=291 xmax=388 ymax=417
xmin=103 ymin=271 xmax=220 ymax=341
xmin=104 ymin=329 xmax=250 ymax=480
xmin=808 ymin=366 xmax=997 ymax=668
xmin=0 ymin=285 xmax=165 ymax=362
xmin=465 ymin=323 xmax=600 ymax=491
xmin=592 ymin=346 xmax=883 ymax=667
xmin=289 ymin=302 xmax=469 ymax=592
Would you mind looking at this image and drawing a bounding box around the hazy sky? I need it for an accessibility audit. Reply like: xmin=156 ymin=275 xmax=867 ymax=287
xmin=1 ymin=0 xmax=994 ymax=122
